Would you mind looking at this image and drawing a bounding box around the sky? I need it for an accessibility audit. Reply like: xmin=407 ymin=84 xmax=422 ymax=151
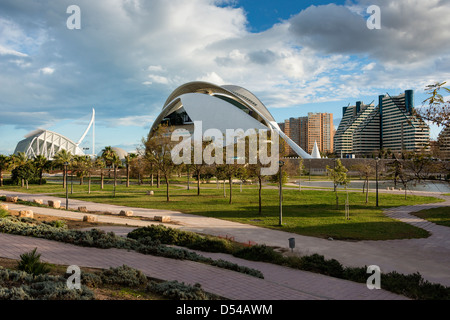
xmin=1 ymin=0 xmax=450 ymax=155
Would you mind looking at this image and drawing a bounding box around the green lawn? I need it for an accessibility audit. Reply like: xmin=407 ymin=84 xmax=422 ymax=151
xmin=411 ymin=207 xmax=450 ymax=228
xmin=1 ymin=182 xmax=442 ymax=241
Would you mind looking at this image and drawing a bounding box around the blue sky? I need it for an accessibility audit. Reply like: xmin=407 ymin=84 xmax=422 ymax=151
xmin=0 ymin=0 xmax=449 ymax=155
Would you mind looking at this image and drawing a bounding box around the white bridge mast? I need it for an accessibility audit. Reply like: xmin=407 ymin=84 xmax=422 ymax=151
xmin=76 ymin=108 xmax=95 ymax=157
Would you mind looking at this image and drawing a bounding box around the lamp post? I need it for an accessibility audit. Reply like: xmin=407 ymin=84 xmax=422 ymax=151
xmin=309 ymin=159 xmax=311 ymax=181
xmin=187 ymin=166 xmax=190 ymax=190
xmin=113 ymin=163 xmax=116 ymax=198
xmin=279 ymin=160 xmax=285 ymax=227
xmin=375 ymin=157 xmax=379 ymax=207
xmin=70 ymin=163 xmax=73 ymax=194
xmin=64 ymin=162 xmax=69 ymax=209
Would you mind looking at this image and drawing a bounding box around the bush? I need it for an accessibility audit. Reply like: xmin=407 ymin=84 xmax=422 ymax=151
xmin=233 ymin=245 xmax=284 ymax=264
xmin=0 ymin=217 xmax=262 ymax=279
xmin=0 ymin=209 xmax=9 ymax=219
xmin=0 ymin=267 xmax=94 ymax=300
xmin=100 ymin=265 xmax=148 ymax=287
xmin=42 ymin=220 xmax=67 ymax=229
xmin=381 ymin=271 xmax=450 ymax=300
xmin=128 ymin=225 xmax=235 ymax=254
xmin=298 ymin=254 xmax=344 ymax=278
xmin=17 ymin=248 xmax=50 ymax=276
xmin=147 ymin=280 xmax=218 ymax=300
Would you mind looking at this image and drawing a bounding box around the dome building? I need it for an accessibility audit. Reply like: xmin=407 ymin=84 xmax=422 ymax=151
xmin=150 ymin=81 xmax=312 ymax=159
xmin=14 ymin=129 xmax=84 ymax=160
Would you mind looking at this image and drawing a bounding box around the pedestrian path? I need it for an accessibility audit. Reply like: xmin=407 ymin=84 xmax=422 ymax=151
xmin=0 ymin=232 xmax=405 ymax=300
xmin=1 ymin=189 xmax=450 ymax=288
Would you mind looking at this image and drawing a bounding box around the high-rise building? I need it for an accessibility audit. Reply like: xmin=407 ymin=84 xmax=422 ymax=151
xmin=278 ymin=113 xmax=334 ymax=156
xmin=336 ymin=90 xmax=430 ymax=157
xmin=438 ymin=126 xmax=450 ymax=160
xmin=380 ymin=90 xmax=429 ymax=153
xmin=334 ymin=101 xmax=375 ymax=157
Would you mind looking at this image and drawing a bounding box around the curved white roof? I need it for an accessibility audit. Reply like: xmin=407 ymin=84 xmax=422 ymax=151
xmin=151 ymin=81 xmax=312 ymax=159
xmin=14 ymin=130 xmax=84 ymax=160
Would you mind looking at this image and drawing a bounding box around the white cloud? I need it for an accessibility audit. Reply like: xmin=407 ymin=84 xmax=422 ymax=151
xmin=39 ymin=67 xmax=54 ymax=75
xmin=0 ymin=45 xmax=27 ymax=57
xmin=1 ymin=0 xmax=450 ymax=155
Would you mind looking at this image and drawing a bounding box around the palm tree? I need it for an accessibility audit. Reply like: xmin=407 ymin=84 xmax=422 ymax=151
xmin=33 ymin=155 xmax=51 ymax=185
xmin=0 ymin=155 xmax=11 ymax=187
xmin=12 ymin=152 xmax=30 ymax=188
xmin=124 ymin=153 xmax=137 ymax=187
xmin=53 ymin=149 xmax=73 ymax=188
xmin=94 ymin=157 xmax=106 ymax=189
xmin=111 ymin=153 xmax=121 ymax=189
xmin=101 ymin=146 xmax=118 ymax=179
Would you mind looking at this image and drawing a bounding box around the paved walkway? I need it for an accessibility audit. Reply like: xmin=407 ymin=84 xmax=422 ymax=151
xmin=1 ymin=189 xmax=449 ymax=291
xmin=0 ymin=230 xmax=405 ymax=300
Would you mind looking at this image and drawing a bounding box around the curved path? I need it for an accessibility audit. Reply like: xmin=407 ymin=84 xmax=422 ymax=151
xmin=1 ymin=189 xmax=449 ymax=289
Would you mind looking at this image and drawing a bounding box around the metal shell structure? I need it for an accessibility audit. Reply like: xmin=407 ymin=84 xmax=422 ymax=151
xmin=150 ymin=81 xmax=311 ymax=159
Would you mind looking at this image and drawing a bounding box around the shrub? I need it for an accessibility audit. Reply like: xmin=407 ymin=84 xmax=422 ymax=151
xmin=188 ymin=237 xmax=234 ymax=254
xmin=147 ymin=280 xmax=218 ymax=300
xmin=381 ymin=271 xmax=450 ymax=300
xmin=100 ymin=265 xmax=148 ymax=287
xmin=233 ymin=245 xmax=284 ymax=264
xmin=81 ymin=272 xmax=103 ymax=288
xmin=128 ymin=225 xmax=235 ymax=254
xmin=298 ymin=254 xmax=344 ymax=278
xmin=17 ymin=248 xmax=50 ymax=276
xmin=0 ymin=209 xmax=9 ymax=219
xmin=0 ymin=267 xmax=94 ymax=300
xmin=42 ymin=220 xmax=67 ymax=229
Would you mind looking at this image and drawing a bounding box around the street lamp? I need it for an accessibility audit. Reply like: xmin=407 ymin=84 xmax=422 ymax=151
xmin=64 ymin=162 xmax=69 ymax=209
xmin=279 ymin=160 xmax=285 ymax=227
xmin=113 ymin=163 xmax=116 ymax=198
xmin=187 ymin=166 xmax=190 ymax=190
xmin=375 ymin=157 xmax=380 ymax=207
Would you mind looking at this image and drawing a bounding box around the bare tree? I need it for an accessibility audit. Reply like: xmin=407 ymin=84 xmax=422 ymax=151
xmin=144 ymin=124 xmax=178 ymax=202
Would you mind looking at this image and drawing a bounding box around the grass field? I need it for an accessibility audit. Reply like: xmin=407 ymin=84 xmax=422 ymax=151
xmin=411 ymin=207 xmax=450 ymax=228
xmin=1 ymin=181 xmax=444 ymax=241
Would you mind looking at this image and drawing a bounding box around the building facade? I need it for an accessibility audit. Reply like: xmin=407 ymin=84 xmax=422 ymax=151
xmin=438 ymin=126 xmax=450 ymax=160
xmin=278 ymin=113 xmax=334 ymax=157
xmin=334 ymin=101 xmax=375 ymax=157
xmin=335 ymin=90 xmax=430 ymax=158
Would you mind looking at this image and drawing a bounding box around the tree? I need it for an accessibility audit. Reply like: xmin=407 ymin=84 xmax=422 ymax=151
xmin=84 ymin=156 xmax=94 ymax=194
xmin=414 ymin=82 xmax=450 ymax=128
xmin=351 ymin=163 xmax=374 ymax=203
xmin=94 ymin=157 xmax=106 ymax=189
xmin=53 ymin=149 xmax=73 ymax=189
xmin=326 ymin=159 xmax=350 ymax=209
xmin=111 ymin=153 xmax=121 ymax=189
xmin=11 ymin=152 xmax=34 ymax=188
xmin=386 ymin=157 xmax=403 ymax=189
xmin=101 ymin=146 xmax=118 ymax=180
xmin=124 ymin=153 xmax=137 ymax=187
xmin=33 ymin=155 xmax=51 ymax=185
xmin=72 ymin=155 xmax=90 ymax=185
xmin=0 ymin=155 xmax=12 ymax=187
xmin=144 ymin=124 xmax=178 ymax=202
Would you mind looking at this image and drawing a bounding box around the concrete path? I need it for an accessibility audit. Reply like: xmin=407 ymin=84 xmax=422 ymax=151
xmin=0 ymin=230 xmax=406 ymax=300
xmin=1 ymin=189 xmax=449 ymax=288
